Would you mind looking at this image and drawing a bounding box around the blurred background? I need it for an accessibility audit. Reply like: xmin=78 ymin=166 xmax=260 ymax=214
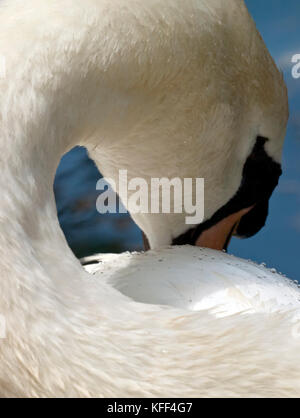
xmin=54 ymin=0 xmax=300 ymax=281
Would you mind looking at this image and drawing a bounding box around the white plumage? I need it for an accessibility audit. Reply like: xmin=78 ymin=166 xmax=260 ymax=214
xmin=86 ymin=247 xmax=300 ymax=317
xmin=0 ymin=0 xmax=298 ymax=397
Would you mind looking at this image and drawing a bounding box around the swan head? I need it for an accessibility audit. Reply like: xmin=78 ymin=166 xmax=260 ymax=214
xmin=87 ymin=0 xmax=288 ymax=251
xmin=173 ymin=135 xmax=284 ymax=251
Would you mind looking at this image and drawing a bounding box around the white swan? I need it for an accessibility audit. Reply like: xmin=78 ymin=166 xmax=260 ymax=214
xmin=0 ymin=0 xmax=299 ymax=398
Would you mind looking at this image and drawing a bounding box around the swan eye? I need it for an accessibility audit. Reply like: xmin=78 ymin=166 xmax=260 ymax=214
xmin=173 ymin=136 xmax=282 ymax=249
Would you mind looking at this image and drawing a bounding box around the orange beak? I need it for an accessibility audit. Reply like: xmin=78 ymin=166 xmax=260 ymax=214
xmin=195 ymin=207 xmax=253 ymax=251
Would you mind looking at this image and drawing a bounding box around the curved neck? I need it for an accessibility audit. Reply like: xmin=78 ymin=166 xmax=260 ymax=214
xmin=0 ymin=112 xmax=81 ymax=300
xmin=0 ymin=41 xmax=159 ymax=298
xmin=0 ymin=0 xmax=288 ymax=283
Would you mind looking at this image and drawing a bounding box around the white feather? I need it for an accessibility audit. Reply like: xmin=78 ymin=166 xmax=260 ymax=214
xmin=0 ymin=0 xmax=297 ymax=398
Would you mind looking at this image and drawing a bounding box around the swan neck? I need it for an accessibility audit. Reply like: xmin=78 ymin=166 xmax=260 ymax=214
xmin=0 ymin=97 xmax=84 ymax=297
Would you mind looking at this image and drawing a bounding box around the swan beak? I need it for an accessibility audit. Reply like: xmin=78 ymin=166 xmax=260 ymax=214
xmin=195 ymin=207 xmax=253 ymax=251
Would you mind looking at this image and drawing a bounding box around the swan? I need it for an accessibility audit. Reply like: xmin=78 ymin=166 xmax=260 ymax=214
xmin=0 ymin=0 xmax=299 ymax=398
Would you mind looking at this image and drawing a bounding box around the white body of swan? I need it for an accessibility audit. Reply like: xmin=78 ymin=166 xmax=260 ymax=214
xmin=0 ymin=0 xmax=299 ymax=397
xmin=85 ymin=247 xmax=300 ymax=318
